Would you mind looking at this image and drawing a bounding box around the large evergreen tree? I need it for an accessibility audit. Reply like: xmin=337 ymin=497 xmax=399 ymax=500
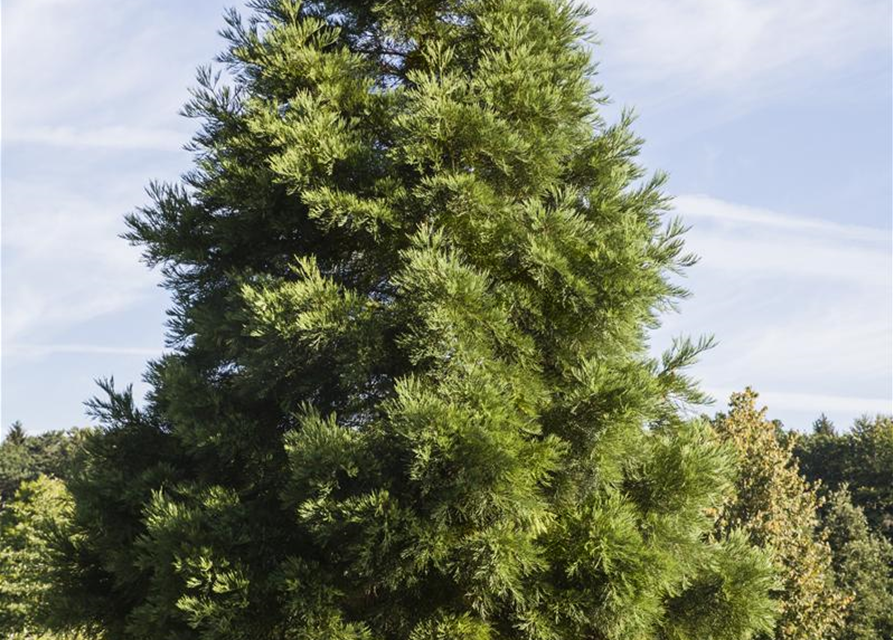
xmin=57 ymin=1 xmax=777 ymax=638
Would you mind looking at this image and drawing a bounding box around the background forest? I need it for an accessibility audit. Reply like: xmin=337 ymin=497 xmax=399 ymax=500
xmin=3 ymin=404 xmax=892 ymax=639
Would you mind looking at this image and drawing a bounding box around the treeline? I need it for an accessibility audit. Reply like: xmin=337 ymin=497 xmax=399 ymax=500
xmin=794 ymin=415 xmax=893 ymax=541
xmin=0 ymin=425 xmax=91 ymax=640
xmin=0 ymin=423 xmax=86 ymax=502
xmin=2 ymin=395 xmax=891 ymax=640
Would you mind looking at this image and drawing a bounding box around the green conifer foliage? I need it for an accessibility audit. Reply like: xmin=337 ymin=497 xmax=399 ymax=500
xmin=713 ymin=390 xmax=848 ymax=640
xmin=0 ymin=426 xmax=86 ymax=503
xmin=59 ymin=2 xmax=777 ymax=638
xmin=796 ymin=416 xmax=893 ymax=541
xmin=821 ymin=487 xmax=893 ymax=640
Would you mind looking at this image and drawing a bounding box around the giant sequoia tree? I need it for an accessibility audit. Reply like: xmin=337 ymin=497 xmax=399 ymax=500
xmin=58 ymin=1 xmax=777 ymax=638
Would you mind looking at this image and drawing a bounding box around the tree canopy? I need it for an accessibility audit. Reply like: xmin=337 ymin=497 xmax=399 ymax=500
xmin=0 ymin=424 xmax=86 ymax=503
xmin=795 ymin=415 xmax=893 ymax=541
xmin=820 ymin=486 xmax=893 ymax=640
xmin=43 ymin=1 xmax=783 ymax=638
xmin=712 ymin=389 xmax=848 ymax=640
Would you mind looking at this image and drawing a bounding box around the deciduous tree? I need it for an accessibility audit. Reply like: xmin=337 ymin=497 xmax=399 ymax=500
xmin=713 ymin=389 xmax=848 ymax=640
xmin=0 ymin=475 xmax=95 ymax=639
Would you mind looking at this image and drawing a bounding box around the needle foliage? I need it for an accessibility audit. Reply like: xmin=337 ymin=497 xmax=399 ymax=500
xmin=54 ymin=2 xmax=778 ymax=638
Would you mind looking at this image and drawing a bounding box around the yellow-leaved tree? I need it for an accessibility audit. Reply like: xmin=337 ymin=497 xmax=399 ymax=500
xmin=713 ymin=389 xmax=849 ymax=640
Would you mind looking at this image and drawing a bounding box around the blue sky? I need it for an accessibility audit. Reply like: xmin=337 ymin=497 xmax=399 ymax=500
xmin=2 ymin=0 xmax=891 ymax=434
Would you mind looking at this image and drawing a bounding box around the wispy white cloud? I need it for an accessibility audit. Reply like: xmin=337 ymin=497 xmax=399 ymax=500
xmin=1 ymin=180 xmax=162 ymax=343
xmin=676 ymin=194 xmax=885 ymax=243
xmin=5 ymin=126 xmax=186 ymax=151
xmin=4 ymin=344 xmax=163 ymax=358
xmin=674 ymin=194 xmax=891 ymax=285
xmin=708 ymin=388 xmax=892 ymax=417
xmin=1 ymin=0 xmax=228 ymax=430
xmin=2 ymin=1 xmax=225 ymax=341
xmin=654 ymin=194 xmax=893 ymax=427
xmin=3 ymin=0 xmax=222 ymax=147
xmin=591 ymin=0 xmax=890 ymax=104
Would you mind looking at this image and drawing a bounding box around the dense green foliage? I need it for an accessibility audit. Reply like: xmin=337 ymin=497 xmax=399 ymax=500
xmin=0 ymin=424 xmax=85 ymax=503
xmin=712 ymin=390 xmax=847 ymax=640
xmin=6 ymin=2 xmax=887 ymax=639
xmin=788 ymin=415 xmax=893 ymax=640
xmin=0 ymin=427 xmax=93 ymax=639
xmin=794 ymin=415 xmax=893 ymax=541
xmin=41 ymin=1 xmax=784 ymax=638
xmin=820 ymin=487 xmax=893 ymax=640
xmin=7 ymin=406 xmax=893 ymax=640
xmin=0 ymin=475 xmax=95 ymax=639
